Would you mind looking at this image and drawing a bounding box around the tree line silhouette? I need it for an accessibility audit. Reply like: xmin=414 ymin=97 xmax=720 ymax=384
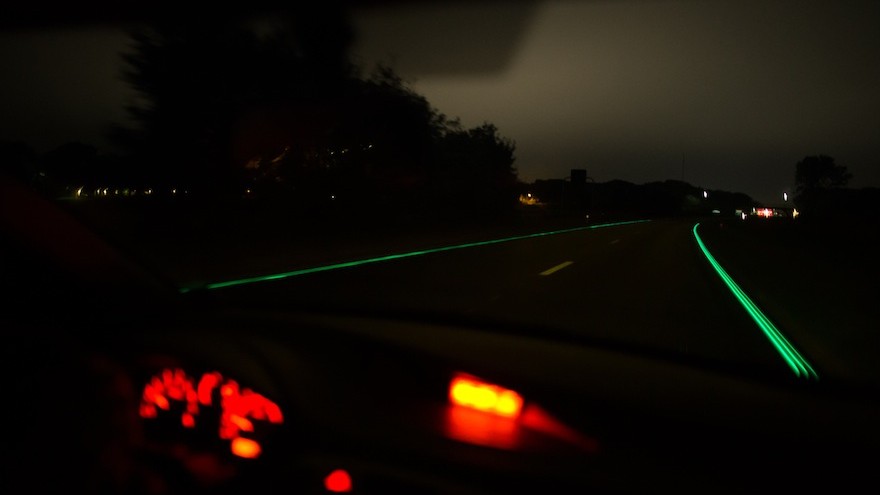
xmin=109 ymin=10 xmax=519 ymax=219
xmin=794 ymin=155 xmax=879 ymax=224
xmin=3 ymin=6 xmax=875 ymax=224
xmin=0 ymin=7 xmax=519 ymax=223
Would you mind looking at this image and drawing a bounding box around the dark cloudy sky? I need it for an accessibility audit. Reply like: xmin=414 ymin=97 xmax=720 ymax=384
xmin=351 ymin=0 xmax=880 ymax=203
xmin=2 ymin=0 xmax=879 ymax=204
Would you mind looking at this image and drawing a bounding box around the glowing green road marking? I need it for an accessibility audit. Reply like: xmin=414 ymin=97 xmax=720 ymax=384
xmin=180 ymin=219 xmax=651 ymax=292
xmin=693 ymin=223 xmax=818 ymax=379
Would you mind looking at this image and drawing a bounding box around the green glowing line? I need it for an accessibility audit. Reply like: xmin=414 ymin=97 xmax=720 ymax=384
xmin=182 ymin=219 xmax=651 ymax=292
xmin=693 ymin=223 xmax=817 ymax=379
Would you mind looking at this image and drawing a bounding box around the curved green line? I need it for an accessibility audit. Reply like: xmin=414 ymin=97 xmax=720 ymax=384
xmin=182 ymin=219 xmax=652 ymax=292
xmin=693 ymin=223 xmax=817 ymax=379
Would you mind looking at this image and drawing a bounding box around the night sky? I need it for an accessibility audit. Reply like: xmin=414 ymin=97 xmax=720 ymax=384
xmin=2 ymin=0 xmax=878 ymax=204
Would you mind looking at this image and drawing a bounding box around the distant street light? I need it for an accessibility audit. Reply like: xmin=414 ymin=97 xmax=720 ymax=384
xmin=702 ymin=190 xmax=708 ymax=199
xmin=783 ymin=192 xmax=789 ymax=201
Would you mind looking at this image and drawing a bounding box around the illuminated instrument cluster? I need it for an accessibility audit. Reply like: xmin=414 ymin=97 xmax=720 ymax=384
xmin=140 ymin=367 xmax=284 ymax=459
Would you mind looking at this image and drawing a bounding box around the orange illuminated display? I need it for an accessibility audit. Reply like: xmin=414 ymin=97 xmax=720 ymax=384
xmin=230 ymin=437 xmax=262 ymax=459
xmin=324 ymin=469 xmax=353 ymax=493
xmin=445 ymin=372 xmax=600 ymax=453
xmin=444 ymin=403 xmax=520 ymax=449
xmin=140 ymin=368 xmax=284 ymax=459
xmin=449 ymin=373 xmax=523 ymax=418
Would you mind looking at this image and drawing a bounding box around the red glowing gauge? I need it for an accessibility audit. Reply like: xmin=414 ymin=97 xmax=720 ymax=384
xmin=140 ymin=368 xmax=283 ymax=458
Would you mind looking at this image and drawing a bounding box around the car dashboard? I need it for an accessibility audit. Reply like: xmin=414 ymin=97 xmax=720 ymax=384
xmin=5 ymin=301 xmax=878 ymax=495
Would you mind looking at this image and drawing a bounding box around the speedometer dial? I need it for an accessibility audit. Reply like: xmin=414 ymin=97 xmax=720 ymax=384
xmin=140 ymin=367 xmax=283 ymax=459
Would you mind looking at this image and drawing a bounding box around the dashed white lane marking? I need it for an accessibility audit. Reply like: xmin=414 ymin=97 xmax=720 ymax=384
xmin=539 ymin=261 xmax=574 ymax=276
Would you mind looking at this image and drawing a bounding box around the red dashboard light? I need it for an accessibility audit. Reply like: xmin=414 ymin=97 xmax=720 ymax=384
xmin=520 ymin=404 xmax=600 ymax=454
xmin=229 ymin=414 xmax=254 ymax=432
xmin=141 ymin=368 xmax=283 ymax=459
xmin=182 ymin=412 xmax=196 ymax=428
xmin=140 ymin=403 xmax=157 ymax=418
xmin=449 ymin=373 xmax=523 ymax=418
xmin=446 ymin=372 xmax=600 ymax=453
xmin=197 ymin=372 xmax=222 ymax=405
xmin=444 ymin=403 xmax=520 ymax=449
xmin=324 ymin=469 xmax=353 ymax=493
xmin=230 ymin=437 xmax=262 ymax=459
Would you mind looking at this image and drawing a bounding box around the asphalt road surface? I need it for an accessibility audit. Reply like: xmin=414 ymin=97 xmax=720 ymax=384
xmin=207 ymin=218 xmax=799 ymax=381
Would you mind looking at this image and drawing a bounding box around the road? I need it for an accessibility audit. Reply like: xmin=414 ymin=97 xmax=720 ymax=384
xmin=207 ymin=218 xmax=799 ymax=381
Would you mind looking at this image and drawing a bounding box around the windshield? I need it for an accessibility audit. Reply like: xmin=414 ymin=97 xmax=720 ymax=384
xmin=2 ymin=0 xmax=879 ymax=390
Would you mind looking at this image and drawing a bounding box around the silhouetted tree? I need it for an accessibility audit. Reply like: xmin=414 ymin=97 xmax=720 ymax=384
xmin=432 ymin=122 xmax=518 ymax=216
xmin=113 ymin=7 xmax=519 ymax=220
xmin=114 ymin=7 xmax=357 ymax=199
xmin=322 ymin=65 xmax=447 ymax=206
xmin=794 ymin=155 xmax=852 ymax=215
xmin=116 ymin=21 xmax=259 ymax=195
xmin=228 ymin=63 xmax=446 ymax=210
xmin=795 ymin=155 xmax=851 ymax=193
